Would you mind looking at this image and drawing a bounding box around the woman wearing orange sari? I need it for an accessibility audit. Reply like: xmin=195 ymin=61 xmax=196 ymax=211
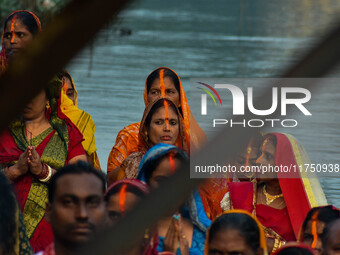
xmin=222 ymin=133 xmax=327 ymax=254
xmin=115 ymin=98 xmax=188 ymax=181
xmin=107 ymin=67 xmax=206 ymax=176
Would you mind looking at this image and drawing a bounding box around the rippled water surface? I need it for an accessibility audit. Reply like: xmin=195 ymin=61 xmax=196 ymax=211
xmin=65 ymin=0 xmax=340 ymax=206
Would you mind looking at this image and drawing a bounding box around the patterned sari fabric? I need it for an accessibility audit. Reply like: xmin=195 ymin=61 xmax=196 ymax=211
xmin=226 ymin=133 xmax=328 ymax=242
xmin=204 ymin=209 xmax=268 ymax=255
xmin=60 ymin=71 xmax=100 ymax=169
xmin=137 ymin=144 xmax=211 ymax=255
xmin=0 ymin=78 xmax=85 ymax=252
xmin=107 ymin=67 xmax=207 ymax=173
xmin=197 ymin=179 xmax=229 ymax=221
xmin=117 ymin=98 xmax=188 ymax=180
xmin=0 ymin=10 xmax=42 ymax=72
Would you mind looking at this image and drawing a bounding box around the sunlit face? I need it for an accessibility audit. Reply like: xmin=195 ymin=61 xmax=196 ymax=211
xmin=208 ymin=228 xmax=259 ymax=255
xmin=147 ymin=106 xmax=179 ymax=146
xmin=149 ymin=157 xmax=181 ymax=189
xmin=46 ymin=174 xmax=107 ymax=246
xmin=107 ymin=191 xmax=141 ymax=226
xmin=303 ymin=220 xmax=326 ymax=255
xmin=324 ymin=221 xmax=340 ymax=255
xmin=256 ymin=138 xmax=276 ymax=180
xmin=147 ymin=76 xmax=180 ymax=107
xmin=3 ymin=17 xmax=34 ymax=63
xmin=63 ymin=76 xmax=75 ymax=105
xmin=22 ymin=90 xmax=48 ymax=121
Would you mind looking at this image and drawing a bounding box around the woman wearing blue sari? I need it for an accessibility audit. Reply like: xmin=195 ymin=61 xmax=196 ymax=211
xmin=137 ymin=143 xmax=210 ymax=255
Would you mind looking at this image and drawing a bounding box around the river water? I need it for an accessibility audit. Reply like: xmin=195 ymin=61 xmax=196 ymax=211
xmin=65 ymin=0 xmax=340 ymax=206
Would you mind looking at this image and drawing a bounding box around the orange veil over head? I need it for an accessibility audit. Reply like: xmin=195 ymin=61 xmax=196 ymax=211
xmin=107 ymin=67 xmax=207 ymax=173
xmin=143 ymin=67 xmax=207 ymax=153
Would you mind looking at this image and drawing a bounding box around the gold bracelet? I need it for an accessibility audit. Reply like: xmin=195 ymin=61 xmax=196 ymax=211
xmin=39 ymin=164 xmax=52 ymax=183
xmin=278 ymin=240 xmax=286 ymax=249
xmin=272 ymin=238 xmax=279 ymax=254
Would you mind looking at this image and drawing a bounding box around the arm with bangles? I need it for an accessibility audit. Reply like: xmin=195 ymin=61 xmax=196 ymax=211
xmin=2 ymin=146 xmax=55 ymax=182
xmin=2 ymin=144 xmax=87 ymax=183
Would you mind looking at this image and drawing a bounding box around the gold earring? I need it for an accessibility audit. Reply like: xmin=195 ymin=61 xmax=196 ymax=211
xmin=46 ymin=101 xmax=50 ymax=109
xmin=144 ymin=228 xmax=149 ymax=239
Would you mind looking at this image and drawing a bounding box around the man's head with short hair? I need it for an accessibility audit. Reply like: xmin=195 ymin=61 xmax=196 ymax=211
xmin=46 ymin=161 xmax=108 ymax=252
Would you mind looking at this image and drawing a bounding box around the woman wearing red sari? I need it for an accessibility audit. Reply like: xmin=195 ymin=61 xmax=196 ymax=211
xmin=0 ymin=77 xmax=87 ymax=252
xmin=222 ymin=133 xmax=327 ymax=254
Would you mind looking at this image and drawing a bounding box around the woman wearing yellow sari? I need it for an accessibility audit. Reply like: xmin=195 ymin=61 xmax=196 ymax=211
xmin=58 ymin=70 xmax=101 ymax=169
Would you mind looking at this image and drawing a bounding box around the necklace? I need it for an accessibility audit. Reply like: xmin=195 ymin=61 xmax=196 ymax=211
xmin=263 ymin=185 xmax=283 ymax=205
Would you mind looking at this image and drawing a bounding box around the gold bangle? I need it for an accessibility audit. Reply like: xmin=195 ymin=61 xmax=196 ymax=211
xmin=278 ymin=240 xmax=286 ymax=249
xmin=39 ymin=164 xmax=52 ymax=182
xmin=272 ymin=238 xmax=279 ymax=253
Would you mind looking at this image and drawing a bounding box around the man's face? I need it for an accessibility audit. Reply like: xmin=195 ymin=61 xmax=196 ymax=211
xmin=46 ymin=173 xmax=107 ymax=247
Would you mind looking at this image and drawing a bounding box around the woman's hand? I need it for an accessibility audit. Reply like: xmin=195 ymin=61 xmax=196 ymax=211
xmin=163 ymin=217 xmax=180 ymax=253
xmin=27 ymin=146 xmax=44 ymax=176
xmin=3 ymin=148 xmax=29 ymax=181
